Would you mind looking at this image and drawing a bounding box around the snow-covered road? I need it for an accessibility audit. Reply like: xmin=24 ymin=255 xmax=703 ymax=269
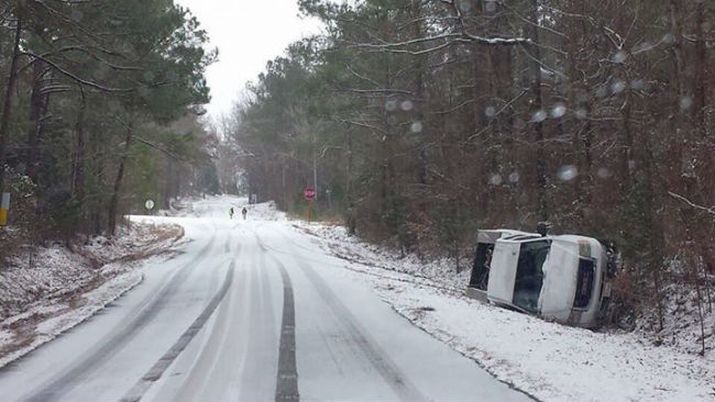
xmin=0 ymin=196 xmax=531 ymax=402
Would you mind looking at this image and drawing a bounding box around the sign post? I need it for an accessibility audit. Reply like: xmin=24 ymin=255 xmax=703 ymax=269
xmin=304 ymin=187 xmax=316 ymax=223
xmin=0 ymin=193 xmax=10 ymax=226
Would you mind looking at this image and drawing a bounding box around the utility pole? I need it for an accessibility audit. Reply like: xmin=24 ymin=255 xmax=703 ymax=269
xmin=282 ymin=156 xmax=287 ymax=208
xmin=312 ymin=147 xmax=318 ymax=202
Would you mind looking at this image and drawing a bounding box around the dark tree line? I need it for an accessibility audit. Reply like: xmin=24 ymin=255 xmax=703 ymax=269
xmin=0 ymin=0 xmax=218 ymax=246
xmin=226 ymin=0 xmax=714 ymax=348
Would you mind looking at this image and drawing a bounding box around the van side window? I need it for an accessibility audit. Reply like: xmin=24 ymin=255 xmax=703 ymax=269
xmin=574 ymin=258 xmax=596 ymax=308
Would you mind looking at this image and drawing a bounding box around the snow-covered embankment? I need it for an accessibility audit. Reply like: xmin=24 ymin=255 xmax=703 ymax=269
xmin=294 ymin=221 xmax=715 ymax=402
xmin=0 ymin=222 xmax=183 ymax=368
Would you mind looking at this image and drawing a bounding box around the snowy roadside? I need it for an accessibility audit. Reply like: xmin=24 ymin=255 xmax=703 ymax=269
xmin=293 ymin=221 xmax=715 ymax=402
xmin=0 ymin=221 xmax=184 ymax=369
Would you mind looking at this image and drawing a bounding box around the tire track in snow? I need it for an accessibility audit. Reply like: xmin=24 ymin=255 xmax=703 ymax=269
xmin=273 ymin=256 xmax=300 ymax=402
xmin=168 ymin=242 xmax=251 ymax=401
xmin=120 ymin=256 xmax=237 ymax=402
xmin=256 ymin=230 xmax=426 ymax=402
xmin=254 ymin=230 xmax=300 ymax=402
xmin=296 ymin=260 xmax=427 ymax=402
xmin=236 ymin=248 xmax=280 ymax=401
xmin=22 ymin=228 xmax=219 ymax=402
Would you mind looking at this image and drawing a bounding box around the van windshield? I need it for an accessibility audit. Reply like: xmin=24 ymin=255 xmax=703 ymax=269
xmin=513 ymin=240 xmax=551 ymax=313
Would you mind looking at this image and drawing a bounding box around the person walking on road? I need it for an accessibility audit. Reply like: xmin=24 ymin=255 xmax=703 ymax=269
xmin=241 ymin=207 xmax=248 ymax=220
xmin=229 ymin=207 xmax=234 ymax=219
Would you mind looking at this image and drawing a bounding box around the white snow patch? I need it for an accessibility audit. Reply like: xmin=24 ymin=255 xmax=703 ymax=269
xmin=0 ymin=269 xmax=143 ymax=369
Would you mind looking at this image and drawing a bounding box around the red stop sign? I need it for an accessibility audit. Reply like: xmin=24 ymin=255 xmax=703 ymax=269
xmin=304 ymin=187 xmax=316 ymax=201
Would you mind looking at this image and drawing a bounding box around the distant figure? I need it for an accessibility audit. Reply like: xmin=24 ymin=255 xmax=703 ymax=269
xmin=242 ymin=207 xmax=248 ymax=220
xmin=229 ymin=207 xmax=234 ymax=219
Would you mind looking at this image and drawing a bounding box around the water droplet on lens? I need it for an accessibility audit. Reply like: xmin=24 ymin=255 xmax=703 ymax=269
xmin=457 ymin=0 xmax=472 ymax=12
xmin=633 ymin=41 xmax=651 ymax=54
xmin=385 ymin=100 xmax=397 ymax=112
xmin=679 ymin=96 xmax=693 ymax=111
xmin=551 ymin=104 xmax=567 ymax=119
xmin=532 ymin=110 xmax=547 ymax=123
xmin=489 ymin=174 xmax=503 ymax=186
xmin=484 ymin=1 xmax=497 ymax=13
xmin=597 ymin=167 xmax=612 ymax=179
xmin=557 ymin=165 xmax=578 ymax=182
xmin=612 ymin=51 xmax=627 ymax=63
xmin=400 ymin=100 xmax=414 ymax=111
xmin=631 ymin=79 xmax=645 ymax=90
xmin=508 ymin=172 xmax=520 ymax=183
xmin=611 ymin=81 xmax=626 ymax=94
xmin=485 ymin=106 xmax=496 ymax=118
xmin=410 ymin=121 xmax=423 ymax=133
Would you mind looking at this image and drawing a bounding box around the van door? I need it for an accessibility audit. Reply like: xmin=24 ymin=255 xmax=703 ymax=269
xmin=512 ymin=239 xmax=550 ymax=313
xmin=538 ymin=239 xmax=580 ymax=321
xmin=486 ymin=241 xmax=520 ymax=306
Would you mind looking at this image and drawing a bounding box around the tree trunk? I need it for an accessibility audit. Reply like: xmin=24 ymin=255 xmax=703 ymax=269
xmin=27 ymin=60 xmax=50 ymax=183
xmin=527 ymin=0 xmax=548 ymax=221
xmin=162 ymin=155 xmax=172 ymax=209
xmin=108 ymin=122 xmax=134 ymax=235
xmin=281 ymin=157 xmax=287 ymax=209
xmin=72 ymin=88 xmax=87 ymax=227
xmin=640 ymin=128 xmax=666 ymax=331
xmin=692 ymin=1 xmax=707 ymax=139
xmin=0 ymin=17 xmax=23 ymax=191
xmin=312 ymin=147 xmax=318 ymax=202
xmin=412 ymin=0 xmax=428 ymax=189
xmin=618 ymin=80 xmax=633 ymax=191
xmin=346 ymin=129 xmax=356 ymax=235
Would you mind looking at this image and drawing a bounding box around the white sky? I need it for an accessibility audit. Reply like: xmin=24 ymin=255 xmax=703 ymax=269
xmin=175 ymin=0 xmax=322 ymax=119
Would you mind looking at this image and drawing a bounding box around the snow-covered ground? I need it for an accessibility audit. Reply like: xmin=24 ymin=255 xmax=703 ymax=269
xmin=635 ymin=268 xmax=715 ymax=358
xmin=0 ymin=222 xmax=183 ymax=368
xmin=291 ymin=220 xmax=715 ymax=402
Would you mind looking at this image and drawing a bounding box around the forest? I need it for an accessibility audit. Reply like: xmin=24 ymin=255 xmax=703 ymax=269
xmin=0 ymin=0 xmax=219 ymax=248
xmin=225 ymin=0 xmax=714 ymax=344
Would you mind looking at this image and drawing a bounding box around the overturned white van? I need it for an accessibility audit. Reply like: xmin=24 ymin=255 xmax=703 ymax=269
xmin=466 ymin=229 xmax=618 ymax=328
